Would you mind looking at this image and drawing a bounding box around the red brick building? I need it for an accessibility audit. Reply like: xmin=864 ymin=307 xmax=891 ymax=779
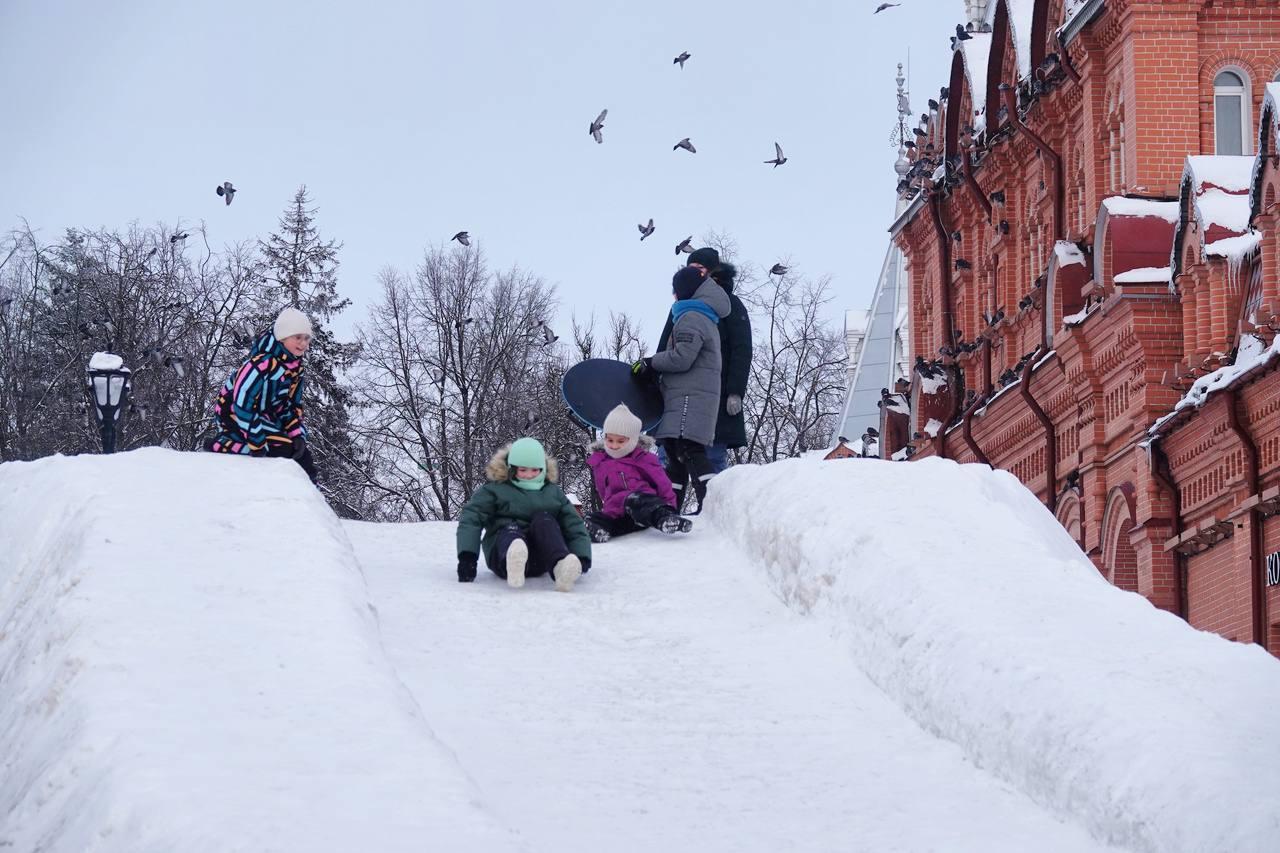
xmin=887 ymin=0 xmax=1280 ymax=653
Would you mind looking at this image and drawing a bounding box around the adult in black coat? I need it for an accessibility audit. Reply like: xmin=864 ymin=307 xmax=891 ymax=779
xmin=657 ymin=249 xmax=753 ymax=470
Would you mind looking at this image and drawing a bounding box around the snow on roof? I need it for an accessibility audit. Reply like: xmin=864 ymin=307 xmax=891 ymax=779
xmin=1182 ymin=155 xmax=1254 ymax=236
xmin=1101 ymin=196 xmax=1180 ymax=223
xmin=1005 ymin=0 xmax=1036 ymax=79
xmin=923 ymin=417 xmax=943 ymax=437
xmin=958 ymin=34 xmax=992 ymax=130
xmin=88 ymin=352 xmax=125 ymax=371
xmin=1265 ymin=82 xmax=1280 ymax=149
xmin=1062 ymin=305 xmax=1092 ymax=327
xmin=1204 ymin=230 xmax=1263 ymax=260
xmin=920 ymin=374 xmax=948 ymax=394
xmin=1184 ymin=155 xmax=1254 ymax=194
xmin=1114 ymin=266 xmax=1172 ymax=284
xmin=1053 ymin=241 xmax=1086 ymax=267
xmin=1150 ymin=334 xmax=1280 ymax=436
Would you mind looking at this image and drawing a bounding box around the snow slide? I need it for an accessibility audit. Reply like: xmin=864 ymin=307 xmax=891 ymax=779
xmin=0 ymin=449 xmax=519 ymax=852
xmin=709 ymin=457 xmax=1280 ymax=853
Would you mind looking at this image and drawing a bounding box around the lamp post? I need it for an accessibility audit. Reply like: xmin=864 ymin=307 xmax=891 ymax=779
xmin=87 ymin=352 xmax=131 ymax=454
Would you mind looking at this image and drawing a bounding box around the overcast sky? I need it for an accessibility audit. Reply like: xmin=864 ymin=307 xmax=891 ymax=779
xmin=1 ymin=0 xmax=957 ymax=342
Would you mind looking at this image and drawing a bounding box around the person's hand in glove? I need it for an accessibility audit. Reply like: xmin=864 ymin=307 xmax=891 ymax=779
xmin=631 ymin=357 xmax=653 ymax=378
xmin=457 ymin=552 xmax=478 ymax=583
xmin=290 ymin=435 xmax=309 ymax=459
xmin=579 ymin=556 xmax=592 ymax=574
xmin=725 ymin=394 xmax=742 ymax=416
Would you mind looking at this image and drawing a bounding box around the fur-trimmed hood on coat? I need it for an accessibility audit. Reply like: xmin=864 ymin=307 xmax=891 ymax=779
xmin=585 ymin=434 xmax=656 ymax=455
xmin=485 ymin=442 xmax=560 ymax=483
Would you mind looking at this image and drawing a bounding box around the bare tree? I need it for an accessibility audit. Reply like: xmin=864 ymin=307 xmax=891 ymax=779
xmin=355 ymin=245 xmax=573 ymax=521
xmin=740 ymin=271 xmax=847 ymax=462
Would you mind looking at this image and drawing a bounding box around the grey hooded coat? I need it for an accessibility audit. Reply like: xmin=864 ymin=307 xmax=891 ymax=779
xmin=650 ymin=278 xmax=732 ymax=446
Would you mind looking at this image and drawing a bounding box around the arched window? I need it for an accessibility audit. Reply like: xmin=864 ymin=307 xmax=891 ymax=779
xmin=1214 ymin=69 xmax=1250 ymax=155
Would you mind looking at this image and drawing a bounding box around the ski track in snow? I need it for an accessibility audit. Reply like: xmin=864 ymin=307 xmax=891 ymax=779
xmin=348 ymin=520 xmax=1116 ymax=853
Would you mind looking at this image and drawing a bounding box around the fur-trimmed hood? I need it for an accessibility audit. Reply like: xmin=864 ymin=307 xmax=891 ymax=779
xmin=485 ymin=442 xmax=560 ymax=483
xmin=586 ymin=434 xmax=656 ymax=455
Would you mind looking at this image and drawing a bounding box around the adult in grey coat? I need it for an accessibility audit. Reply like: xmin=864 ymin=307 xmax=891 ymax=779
xmin=634 ymin=265 xmax=730 ymax=512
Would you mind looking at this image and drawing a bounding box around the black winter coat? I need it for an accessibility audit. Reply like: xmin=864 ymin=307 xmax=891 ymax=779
xmin=658 ymin=266 xmax=752 ymax=448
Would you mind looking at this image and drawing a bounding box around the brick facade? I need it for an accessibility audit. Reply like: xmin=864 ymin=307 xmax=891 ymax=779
xmin=888 ymin=0 xmax=1280 ymax=654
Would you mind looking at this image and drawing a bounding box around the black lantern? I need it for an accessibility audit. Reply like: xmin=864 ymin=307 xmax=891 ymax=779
xmin=87 ymin=353 xmax=131 ymax=454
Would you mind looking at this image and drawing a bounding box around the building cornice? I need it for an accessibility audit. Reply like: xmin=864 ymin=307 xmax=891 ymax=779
xmin=888 ymin=192 xmax=927 ymax=238
xmin=1061 ymin=0 xmax=1105 ymax=45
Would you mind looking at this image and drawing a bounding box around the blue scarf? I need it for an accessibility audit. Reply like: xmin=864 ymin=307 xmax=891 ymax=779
xmin=671 ymin=299 xmax=721 ymax=325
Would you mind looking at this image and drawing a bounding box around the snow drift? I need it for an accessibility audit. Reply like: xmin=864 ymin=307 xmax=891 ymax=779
xmin=0 ymin=449 xmax=519 ymax=852
xmin=708 ymin=457 xmax=1280 ymax=853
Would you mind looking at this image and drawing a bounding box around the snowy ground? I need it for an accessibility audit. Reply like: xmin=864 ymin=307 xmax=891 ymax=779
xmin=5 ymin=449 xmax=1279 ymax=852
xmin=349 ymin=523 xmax=1112 ymax=853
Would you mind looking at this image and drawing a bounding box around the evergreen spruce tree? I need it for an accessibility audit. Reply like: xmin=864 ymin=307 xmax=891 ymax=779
xmin=258 ymin=186 xmax=369 ymax=517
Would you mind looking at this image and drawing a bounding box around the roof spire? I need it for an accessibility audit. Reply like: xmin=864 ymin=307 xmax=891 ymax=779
xmin=893 ymin=62 xmax=912 ymax=178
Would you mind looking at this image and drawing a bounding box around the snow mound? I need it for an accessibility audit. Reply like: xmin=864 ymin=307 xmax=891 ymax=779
xmin=0 ymin=449 xmax=518 ymax=852
xmin=707 ymin=458 xmax=1280 ymax=853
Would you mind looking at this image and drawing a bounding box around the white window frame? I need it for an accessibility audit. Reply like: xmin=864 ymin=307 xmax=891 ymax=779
xmin=1213 ymin=66 xmax=1252 ymax=156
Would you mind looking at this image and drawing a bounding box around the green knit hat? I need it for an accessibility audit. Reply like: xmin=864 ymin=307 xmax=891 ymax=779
xmin=507 ymin=437 xmax=547 ymax=490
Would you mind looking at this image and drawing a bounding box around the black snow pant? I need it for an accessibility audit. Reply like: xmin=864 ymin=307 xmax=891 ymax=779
xmin=265 ymin=441 xmax=318 ymax=484
xmin=588 ymin=491 xmax=677 ymax=538
xmin=490 ymin=511 xmax=576 ymax=579
xmin=662 ymin=438 xmax=715 ymax=515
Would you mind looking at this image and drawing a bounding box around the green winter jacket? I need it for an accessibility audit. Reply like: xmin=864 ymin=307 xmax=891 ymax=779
xmin=456 ymin=443 xmax=591 ymax=567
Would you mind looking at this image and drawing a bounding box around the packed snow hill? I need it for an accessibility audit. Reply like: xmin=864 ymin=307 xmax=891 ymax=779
xmin=2 ymin=449 xmax=1279 ymax=852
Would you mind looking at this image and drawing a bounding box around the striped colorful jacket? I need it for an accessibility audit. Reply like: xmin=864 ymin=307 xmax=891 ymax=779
xmin=207 ymin=331 xmax=306 ymax=455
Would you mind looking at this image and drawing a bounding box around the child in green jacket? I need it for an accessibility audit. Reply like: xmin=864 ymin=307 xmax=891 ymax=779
xmin=456 ymin=437 xmax=592 ymax=592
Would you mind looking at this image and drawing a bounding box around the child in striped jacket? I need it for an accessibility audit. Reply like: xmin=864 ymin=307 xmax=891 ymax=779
xmin=205 ymin=307 xmax=316 ymax=482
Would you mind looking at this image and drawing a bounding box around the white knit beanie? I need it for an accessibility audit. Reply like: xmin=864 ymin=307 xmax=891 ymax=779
xmin=602 ymin=403 xmax=642 ymax=458
xmin=274 ymin=307 xmax=313 ymax=341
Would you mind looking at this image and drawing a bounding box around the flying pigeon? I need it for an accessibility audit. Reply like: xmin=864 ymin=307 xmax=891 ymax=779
xmin=454 ymin=317 xmax=474 ymax=329
xmin=673 ymin=51 xmax=691 ymax=68
xmin=770 ymin=263 xmax=788 ymax=276
xmin=874 ymin=2 xmax=900 ymax=11
xmin=638 ymin=218 xmax=655 ymax=240
xmin=216 ymin=181 xmax=236 ymax=205
xmin=169 ymin=231 xmax=189 ymax=244
xmin=765 ymin=142 xmax=787 ymax=168
xmin=537 ymin=321 xmax=558 ymax=346
xmin=452 ymin=231 xmax=471 ymax=246
xmin=675 ymin=236 xmax=693 ymax=255
xmin=589 ymin=108 xmax=607 ymax=144
xmin=955 ymin=24 xmax=972 ymax=41
xmin=673 ymin=137 xmax=696 ymax=153
xmin=145 ymin=247 xmax=158 ymax=260
xmin=164 ymin=355 xmax=186 ymax=378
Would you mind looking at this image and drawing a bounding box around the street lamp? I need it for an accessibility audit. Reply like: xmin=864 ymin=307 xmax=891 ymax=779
xmin=87 ymin=352 xmax=131 ymax=454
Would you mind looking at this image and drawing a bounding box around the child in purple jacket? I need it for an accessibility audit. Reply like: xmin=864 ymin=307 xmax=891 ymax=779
xmin=585 ymin=404 xmax=693 ymax=543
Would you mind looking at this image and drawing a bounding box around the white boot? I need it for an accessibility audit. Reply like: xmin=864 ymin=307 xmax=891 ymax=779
xmin=505 ymin=539 xmax=528 ymax=588
xmin=552 ymin=554 xmax=582 ymax=593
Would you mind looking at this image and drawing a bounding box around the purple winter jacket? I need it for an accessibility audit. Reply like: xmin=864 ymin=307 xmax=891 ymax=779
xmin=586 ymin=437 xmax=677 ymax=518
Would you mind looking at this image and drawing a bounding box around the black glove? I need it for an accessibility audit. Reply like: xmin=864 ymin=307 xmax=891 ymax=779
xmin=631 ymin=357 xmax=653 ymax=378
xmin=579 ymin=556 xmax=592 ymax=573
xmin=457 ymin=552 xmax=478 ymax=583
xmin=290 ymin=435 xmax=309 ymax=459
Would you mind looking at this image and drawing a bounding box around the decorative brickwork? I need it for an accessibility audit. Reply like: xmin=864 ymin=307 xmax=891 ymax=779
xmin=889 ymin=0 xmax=1280 ymax=654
